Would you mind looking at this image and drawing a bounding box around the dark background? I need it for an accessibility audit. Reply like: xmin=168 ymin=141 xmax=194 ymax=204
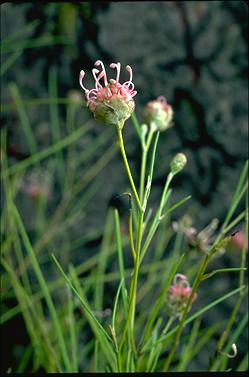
xmin=2 ymin=1 xmax=248 ymax=226
xmin=1 ymin=1 xmax=248 ymax=372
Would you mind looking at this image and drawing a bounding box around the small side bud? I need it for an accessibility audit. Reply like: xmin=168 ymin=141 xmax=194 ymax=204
xmin=141 ymin=123 xmax=148 ymax=138
xmin=144 ymin=96 xmax=173 ymax=131
xmin=170 ymin=153 xmax=187 ymax=174
xmin=167 ymin=273 xmax=197 ymax=319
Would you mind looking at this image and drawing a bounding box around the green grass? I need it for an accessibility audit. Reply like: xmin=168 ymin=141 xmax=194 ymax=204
xmin=1 ymin=19 xmax=248 ymax=373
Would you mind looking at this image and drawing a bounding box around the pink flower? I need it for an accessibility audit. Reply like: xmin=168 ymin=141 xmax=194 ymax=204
xmin=79 ymin=61 xmax=137 ymax=128
xmin=167 ymin=274 xmax=197 ymax=318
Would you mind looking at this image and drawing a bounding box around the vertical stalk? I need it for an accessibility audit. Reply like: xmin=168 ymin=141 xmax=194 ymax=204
xmin=139 ymin=172 xmax=174 ymax=265
xmin=116 ymin=125 xmax=145 ymax=358
xmin=139 ymin=128 xmax=154 ymax=202
xmin=116 ymin=126 xmax=142 ymax=211
xmin=130 ymin=210 xmax=144 ymax=350
xmin=139 ymin=149 xmax=147 ymax=202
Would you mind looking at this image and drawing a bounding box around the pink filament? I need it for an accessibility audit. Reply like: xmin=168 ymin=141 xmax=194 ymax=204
xmin=79 ymin=61 xmax=137 ymax=105
xmin=92 ymin=69 xmax=103 ymax=89
xmin=79 ymin=70 xmax=89 ymax=93
xmin=95 ymin=60 xmax=108 ymax=86
xmin=110 ymin=62 xmax=121 ymax=83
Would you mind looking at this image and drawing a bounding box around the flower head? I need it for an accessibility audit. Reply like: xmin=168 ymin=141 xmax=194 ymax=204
xmin=173 ymin=216 xmax=225 ymax=255
xmin=79 ymin=61 xmax=137 ymax=128
xmin=144 ymin=96 xmax=173 ymax=131
xmin=167 ymin=274 xmax=197 ymax=318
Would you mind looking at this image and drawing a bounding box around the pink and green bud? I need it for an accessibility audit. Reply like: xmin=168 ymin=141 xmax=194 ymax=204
xmin=79 ymin=61 xmax=137 ymax=128
xmin=167 ymin=274 xmax=197 ymax=318
xmin=144 ymin=96 xmax=173 ymax=131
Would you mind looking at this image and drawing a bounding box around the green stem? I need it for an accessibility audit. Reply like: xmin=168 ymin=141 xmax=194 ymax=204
xmin=116 ymin=126 xmax=142 ymax=211
xmin=162 ymin=316 xmax=174 ymax=336
xmin=209 ymin=296 xmax=242 ymax=371
xmin=119 ymin=211 xmax=143 ymax=356
xmin=146 ymin=317 xmax=174 ymax=372
xmin=209 ymin=188 xmax=248 ymax=371
xmin=139 ymin=172 xmax=174 ymax=265
xmin=139 ymin=128 xmax=154 ymax=202
xmin=139 ymin=148 xmax=147 ymax=202
xmin=131 ymin=211 xmax=144 ymax=348
xmin=116 ymin=124 xmax=147 ymax=359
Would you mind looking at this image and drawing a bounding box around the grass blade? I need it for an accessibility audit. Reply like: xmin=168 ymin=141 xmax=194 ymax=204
xmin=12 ymin=204 xmax=72 ymax=371
xmin=51 ymin=255 xmax=116 ymax=370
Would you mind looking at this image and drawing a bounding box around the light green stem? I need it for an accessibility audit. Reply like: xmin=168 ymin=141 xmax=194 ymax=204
xmin=116 ymin=124 xmax=146 ymax=358
xmin=118 ymin=208 xmax=144 ymax=357
xmin=116 ymin=126 xmax=142 ymax=211
xmin=139 ymin=149 xmax=147 ymax=202
xmin=139 ymin=128 xmax=154 ymax=202
xmin=139 ymin=172 xmax=174 ymax=265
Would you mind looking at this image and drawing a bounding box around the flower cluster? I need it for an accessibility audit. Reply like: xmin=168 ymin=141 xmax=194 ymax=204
xmin=167 ymin=274 xmax=197 ymax=318
xmin=172 ymin=215 xmax=224 ymax=254
xmin=79 ymin=61 xmax=137 ymax=128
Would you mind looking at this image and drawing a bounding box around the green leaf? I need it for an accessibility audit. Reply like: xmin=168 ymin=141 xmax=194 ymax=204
xmin=51 ymin=254 xmax=116 ymax=371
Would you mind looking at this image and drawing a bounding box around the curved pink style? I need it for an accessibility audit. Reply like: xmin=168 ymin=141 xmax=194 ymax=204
xmin=79 ymin=61 xmax=137 ymax=110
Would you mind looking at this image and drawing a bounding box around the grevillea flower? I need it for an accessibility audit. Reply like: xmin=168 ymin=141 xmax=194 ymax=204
xmin=79 ymin=61 xmax=137 ymax=128
xmin=172 ymin=216 xmax=225 ymax=255
xmin=144 ymin=96 xmax=173 ymax=131
xmin=167 ymin=274 xmax=197 ymax=318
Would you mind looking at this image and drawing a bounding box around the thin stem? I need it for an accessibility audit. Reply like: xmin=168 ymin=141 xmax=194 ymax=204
xmin=119 ymin=211 xmax=143 ymax=355
xmin=128 ymin=208 xmax=136 ymax=262
xmin=130 ymin=211 xmax=144 ymax=351
xmin=116 ymin=126 xmax=142 ymax=211
xmin=139 ymin=128 xmax=154 ymax=202
xmin=114 ymin=209 xmax=128 ymax=313
xmin=146 ymin=317 xmax=174 ymax=373
xmin=115 ymin=124 xmax=146 ymax=358
xmin=139 ymin=148 xmax=147 ymax=202
xmin=139 ymin=172 xmax=174 ymax=265
xmin=209 ymin=187 xmax=248 ymax=371
xmin=162 ymin=316 xmax=174 ymax=336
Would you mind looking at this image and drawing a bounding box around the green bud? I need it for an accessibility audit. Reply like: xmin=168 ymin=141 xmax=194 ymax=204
xmin=170 ymin=153 xmax=187 ymax=174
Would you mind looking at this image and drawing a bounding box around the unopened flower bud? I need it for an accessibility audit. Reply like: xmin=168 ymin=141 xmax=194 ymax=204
xmin=79 ymin=61 xmax=137 ymax=129
xmin=167 ymin=273 xmax=197 ymax=318
xmin=144 ymin=96 xmax=173 ymax=131
xmin=170 ymin=153 xmax=187 ymax=174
